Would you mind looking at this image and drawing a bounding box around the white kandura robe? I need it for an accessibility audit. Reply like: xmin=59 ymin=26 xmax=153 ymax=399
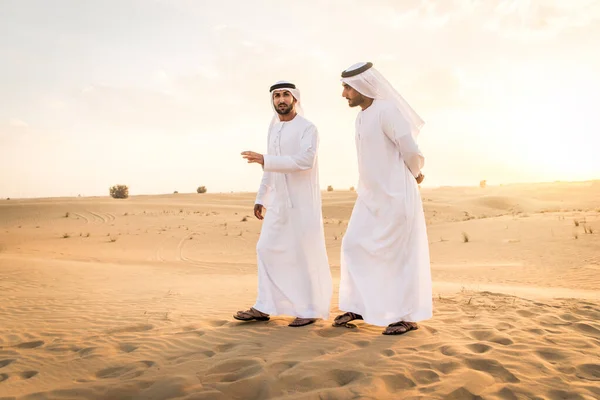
xmin=340 ymin=99 xmax=432 ymax=326
xmin=253 ymin=114 xmax=332 ymax=319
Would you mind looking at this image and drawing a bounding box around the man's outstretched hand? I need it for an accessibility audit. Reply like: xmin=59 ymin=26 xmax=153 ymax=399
xmin=254 ymin=204 xmax=265 ymax=220
xmin=242 ymin=151 xmax=264 ymax=166
xmin=416 ymin=173 xmax=425 ymax=184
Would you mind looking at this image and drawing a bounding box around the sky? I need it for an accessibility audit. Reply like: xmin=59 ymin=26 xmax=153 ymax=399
xmin=1 ymin=0 xmax=600 ymax=198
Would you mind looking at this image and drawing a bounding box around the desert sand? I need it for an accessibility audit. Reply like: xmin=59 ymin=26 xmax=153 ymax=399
xmin=1 ymin=181 xmax=599 ymax=400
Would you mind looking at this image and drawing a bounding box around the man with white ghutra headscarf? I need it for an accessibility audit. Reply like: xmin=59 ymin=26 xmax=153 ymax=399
xmin=236 ymin=81 xmax=332 ymax=327
xmin=333 ymin=62 xmax=432 ymax=335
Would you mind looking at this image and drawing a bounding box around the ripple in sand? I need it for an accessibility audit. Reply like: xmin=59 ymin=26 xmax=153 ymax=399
xmin=207 ymin=358 xmax=263 ymax=376
xmin=535 ymin=348 xmax=569 ymax=362
xmin=0 ymin=359 xmax=15 ymax=368
xmin=0 ymin=373 xmax=9 ymax=383
xmin=445 ymin=387 xmax=484 ymax=400
xmin=548 ymin=389 xmax=587 ymax=400
xmin=208 ymin=320 xmax=229 ymax=327
xmin=95 ymin=360 xmax=154 ymax=380
xmin=314 ymin=327 xmax=353 ymax=338
xmin=107 ymin=324 xmax=154 ymax=335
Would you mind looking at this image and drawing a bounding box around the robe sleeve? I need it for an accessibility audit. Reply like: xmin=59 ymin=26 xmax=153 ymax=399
xmin=262 ymin=124 xmax=318 ymax=173
xmin=381 ymin=105 xmax=424 ymax=178
xmin=255 ymin=129 xmax=274 ymax=205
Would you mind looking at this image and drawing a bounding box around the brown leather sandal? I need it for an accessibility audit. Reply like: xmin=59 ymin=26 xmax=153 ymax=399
xmin=288 ymin=317 xmax=317 ymax=327
xmin=332 ymin=312 xmax=363 ymax=327
xmin=382 ymin=321 xmax=418 ymax=335
xmin=233 ymin=307 xmax=270 ymax=321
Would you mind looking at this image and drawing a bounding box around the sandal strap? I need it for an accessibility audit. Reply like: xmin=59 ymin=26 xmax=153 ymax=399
xmin=387 ymin=321 xmax=416 ymax=329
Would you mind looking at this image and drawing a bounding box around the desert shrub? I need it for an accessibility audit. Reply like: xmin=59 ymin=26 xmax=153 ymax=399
xmin=109 ymin=184 xmax=129 ymax=199
xmin=197 ymin=186 xmax=207 ymax=194
xmin=349 ymin=186 xmax=355 ymax=192
xmin=480 ymin=180 xmax=487 ymax=188
xmin=327 ymin=185 xmax=333 ymax=192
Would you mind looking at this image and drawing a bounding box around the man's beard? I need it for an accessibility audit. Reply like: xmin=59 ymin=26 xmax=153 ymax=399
xmin=275 ymin=103 xmax=293 ymax=115
xmin=347 ymin=95 xmax=363 ymax=107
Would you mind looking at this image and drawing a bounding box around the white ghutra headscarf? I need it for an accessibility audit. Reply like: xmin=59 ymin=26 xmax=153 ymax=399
xmin=341 ymin=62 xmax=424 ymax=138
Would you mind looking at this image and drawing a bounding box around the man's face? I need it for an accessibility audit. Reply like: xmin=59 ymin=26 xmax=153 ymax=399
xmin=272 ymin=90 xmax=296 ymax=115
xmin=342 ymin=83 xmax=365 ymax=107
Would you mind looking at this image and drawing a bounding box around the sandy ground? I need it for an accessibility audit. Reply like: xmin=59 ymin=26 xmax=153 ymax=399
xmin=1 ymin=181 xmax=599 ymax=399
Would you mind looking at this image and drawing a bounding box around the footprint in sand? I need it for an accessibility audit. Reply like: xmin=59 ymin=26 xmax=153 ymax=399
xmin=15 ymin=340 xmax=44 ymax=349
xmin=411 ymin=369 xmax=440 ymax=385
xmin=575 ymin=363 xmax=600 ymax=381
xmin=381 ymin=349 xmax=395 ymax=357
xmin=440 ymin=345 xmax=461 ymax=356
xmin=118 ymin=343 xmax=138 ymax=353
xmin=466 ymin=343 xmax=493 ymax=354
xmin=19 ymin=371 xmax=38 ymax=379
xmin=0 ymin=373 xmax=9 ymax=383
xmin=0 ymin=359 xmax=15 ymax=368
xmin=266 ymin=361 xmax=298 ymax=377
xmin=314 ymin=328 xmax=353 ymax=338
xmin=353 ymin=340 xmax=370 ymax=348
xmin=78 ymin=347 xmax=98 ymax=358
xmin=464 ymin=357 xmax=520 ymax=383
xmin=380 ymin=373 xmax=416 ymax=390
xmin=573 ymin=323 xmax=600 ymax=338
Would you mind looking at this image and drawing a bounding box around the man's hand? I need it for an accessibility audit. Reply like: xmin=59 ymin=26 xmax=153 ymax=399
xmin=241 ymin=151 xmax=264 ymax=166
xmin=416 ymin=173 xmax=425 ymax=184
xmin=254 ymin=204 xmax=265 ymax=220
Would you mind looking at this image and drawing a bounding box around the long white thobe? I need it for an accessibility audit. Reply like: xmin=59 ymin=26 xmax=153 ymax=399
xmin=253 ymin=114 xmax=332 ymax=319
xmin=340 ymin=99 xmax=432 ymax=326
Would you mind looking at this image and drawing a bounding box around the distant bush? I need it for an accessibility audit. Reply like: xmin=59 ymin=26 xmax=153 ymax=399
xmin=174 ymin=191 xmax=179 ymax=194
xmin=480 ymin=180 xmax=487 ymax=188
xmin=109 ymin=184 xmax=129 ymax=199
xmin=349 ymin=186 xmax=355 ymax=192
xmin=197 ymin=186 xmax=207 ymax=194
xmin=327 ymin=185 xmax=333 ymax=192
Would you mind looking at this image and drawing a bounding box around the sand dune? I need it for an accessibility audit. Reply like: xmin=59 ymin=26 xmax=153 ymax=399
xmin=1 ymin=181 xmax=599 ymax=399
